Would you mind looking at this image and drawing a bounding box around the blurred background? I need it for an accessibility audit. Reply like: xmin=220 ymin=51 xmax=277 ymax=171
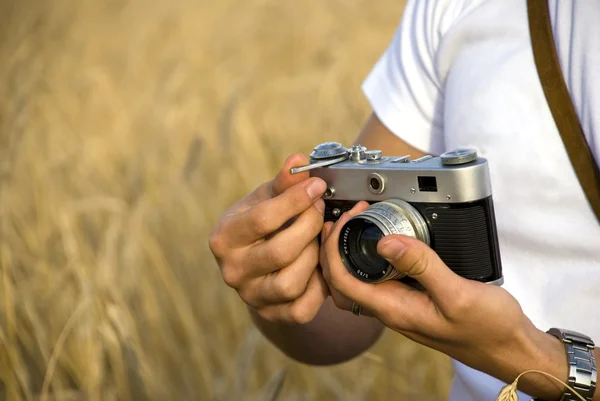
xmin=0 ymin=0 xmax=453 ymax=400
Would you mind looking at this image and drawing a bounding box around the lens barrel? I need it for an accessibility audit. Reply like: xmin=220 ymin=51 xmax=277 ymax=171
xmin=338 ymin=199 xmax=430 ymax=283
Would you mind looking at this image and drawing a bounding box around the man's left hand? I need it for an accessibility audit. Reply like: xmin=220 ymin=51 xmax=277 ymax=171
xmin=319 ymin=201 xmax=568 ymax=397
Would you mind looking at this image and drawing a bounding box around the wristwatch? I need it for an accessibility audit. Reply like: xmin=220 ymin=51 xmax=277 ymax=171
xmin=534 ymin=328 xmax=597 ymax=401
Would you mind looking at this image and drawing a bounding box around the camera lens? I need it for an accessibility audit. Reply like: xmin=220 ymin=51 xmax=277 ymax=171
xmin=360 ymin=225 xmax=384 ymax=263
xmin=345 ymin=222 xmax=388 ymax=275
xmin=339 ymin=199 xmax=430 ymax=283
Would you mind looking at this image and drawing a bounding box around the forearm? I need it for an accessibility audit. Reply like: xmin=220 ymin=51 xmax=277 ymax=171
xmin=248 ymin=297 xmax=385 ymax=366
xmin=484 ymin=324 xmax=598 ymax=401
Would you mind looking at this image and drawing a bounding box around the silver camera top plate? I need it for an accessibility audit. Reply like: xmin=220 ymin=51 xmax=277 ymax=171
xmin=290 ymin=142 xmax=491 ymax=203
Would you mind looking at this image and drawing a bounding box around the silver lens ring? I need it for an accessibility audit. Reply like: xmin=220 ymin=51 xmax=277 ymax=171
xmin=339 ymin=199 xmax=430 ymax=283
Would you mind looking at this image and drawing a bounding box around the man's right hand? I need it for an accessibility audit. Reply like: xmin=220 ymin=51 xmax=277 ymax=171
xmin=209 ymin=154 xmax=329 ymax=325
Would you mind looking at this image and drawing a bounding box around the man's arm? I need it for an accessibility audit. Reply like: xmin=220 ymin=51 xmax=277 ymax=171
xmin=352 ymin=112 xmax=430 ymax=159
xmin=249 ymin=112 xmax=428 ymax=366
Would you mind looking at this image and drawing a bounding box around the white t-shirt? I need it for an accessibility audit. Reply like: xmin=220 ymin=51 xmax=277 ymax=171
xmin=361 ymin=0 xmax=600 ymax=400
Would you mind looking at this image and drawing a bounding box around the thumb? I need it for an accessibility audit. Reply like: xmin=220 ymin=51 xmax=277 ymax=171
xmin=376 ymin=235 xmax=464 ymax=306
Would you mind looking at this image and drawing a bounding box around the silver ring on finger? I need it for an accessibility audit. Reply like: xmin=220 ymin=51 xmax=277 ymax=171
xmin=351 ymin=301 xmax=362 ymax=316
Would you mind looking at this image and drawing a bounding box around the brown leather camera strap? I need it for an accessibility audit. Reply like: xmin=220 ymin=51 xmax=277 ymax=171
xmin=527 ymin=0 xmax=600 ymax=223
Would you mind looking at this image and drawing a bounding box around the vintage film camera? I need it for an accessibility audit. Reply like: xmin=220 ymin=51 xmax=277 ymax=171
xmin=291 ymin=142 xmax=504 ymax=287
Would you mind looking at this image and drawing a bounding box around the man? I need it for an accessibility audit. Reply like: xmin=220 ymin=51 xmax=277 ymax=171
xmin=208 ymin=0 xmax=600 ymax=400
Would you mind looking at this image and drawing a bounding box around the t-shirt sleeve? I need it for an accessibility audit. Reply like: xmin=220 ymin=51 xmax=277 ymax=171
xmin=361 ymin=0 xmax=466 ymax=155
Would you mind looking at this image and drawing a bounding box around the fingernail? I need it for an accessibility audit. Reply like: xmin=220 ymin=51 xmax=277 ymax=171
xmin=379 ymin=238 xmax=406 ymax=260
xmin=306 ymin=179 xmax=327 ymax=199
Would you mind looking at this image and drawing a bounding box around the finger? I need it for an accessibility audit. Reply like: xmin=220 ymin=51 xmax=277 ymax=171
xmin=241 ymin=154 xmax=313 ymax=207
xmin=328 ymin=286 xmax=376 ymax=317
xmin=376 ymin=235 xmax=466 ymax=313
xmin=247 ymin=202 xmax=323 ymax=275
xmin=225 ymin=176 xmax=327 ymax=246
xmin=242 ymin=240 xmax=319 ymax=307
xmin=321 ymin=221 xmax=335 ymax=245
xmin=313 ymin=198 xmax=325 ymax=216
xmin=225 ymin=154 xmax=315 ymax=222
xmin=319 ymin=201 xmax=369 ymax=283
xmin=258 ymin=269 xmax=329 ymax=325
xmin=319 ymin=202 xmax=378 ymax=316
xmin=214 ymin=153 xmax=319 ymax=251
xmin=274 ymin=155 xmax=326 ymax=217
xmin=271 ymin=153 xmax=313 ymax=196
xmin=266 ymin=197 xmax=324 ymax=241
xmin=274 ymin=154 xmax=327 ymax=216
xmin=322 ymin=210 xmax=439 ymax=332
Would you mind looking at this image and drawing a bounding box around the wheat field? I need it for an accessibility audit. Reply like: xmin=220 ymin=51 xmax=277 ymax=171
xmin=0 ymin=0 xmax=453 ymax=400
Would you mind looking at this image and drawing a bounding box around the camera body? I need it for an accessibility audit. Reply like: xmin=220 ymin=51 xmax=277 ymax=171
xmin=291 ymin=142 xmax=504 ymax=287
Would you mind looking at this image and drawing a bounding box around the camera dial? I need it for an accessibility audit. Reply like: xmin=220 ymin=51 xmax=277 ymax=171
xmin=339 ymin=199 xmax=430 ymax=283
xmin=290 ymin=142 xmax=351 ymax=174
xmin=440 ymin=148 xmax=477 ymax=165
xmin=309 ymin=142 xmax=348 ymax=160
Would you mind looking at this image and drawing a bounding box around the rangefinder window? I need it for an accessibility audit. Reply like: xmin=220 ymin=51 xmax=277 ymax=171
xmin=418 ymin=176 xmax=437 ymax=192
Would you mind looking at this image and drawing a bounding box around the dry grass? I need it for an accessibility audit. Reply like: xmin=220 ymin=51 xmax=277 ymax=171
xmin=0 ymin=0 xmax=452 ymax=400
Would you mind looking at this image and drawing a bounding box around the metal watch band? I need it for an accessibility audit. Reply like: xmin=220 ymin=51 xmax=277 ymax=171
xmin=534 ymin=328 xmax=597 ymax=401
